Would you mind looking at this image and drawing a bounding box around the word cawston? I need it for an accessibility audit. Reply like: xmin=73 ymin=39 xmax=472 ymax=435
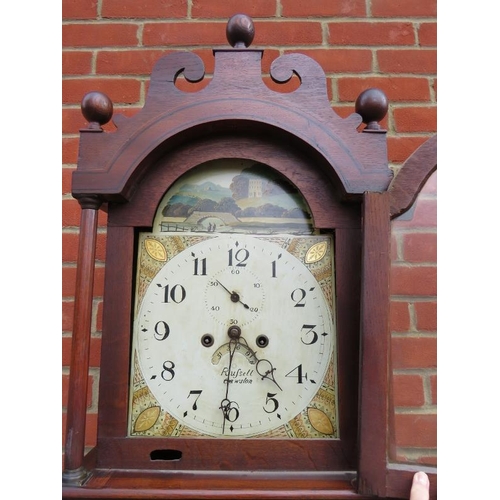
xmin=221 ymin=367 xmax=255 ymax=384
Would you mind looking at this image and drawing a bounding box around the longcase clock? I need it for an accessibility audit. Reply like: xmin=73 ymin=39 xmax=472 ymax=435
xmin=62 ymin=14 xmax=437 ymax=499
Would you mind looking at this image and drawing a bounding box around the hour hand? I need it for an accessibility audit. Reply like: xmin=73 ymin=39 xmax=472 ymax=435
xmin=256 ymin=358 xmax=282 ymax=391
xmin=239 ymin=338 xmax=282 ymax=391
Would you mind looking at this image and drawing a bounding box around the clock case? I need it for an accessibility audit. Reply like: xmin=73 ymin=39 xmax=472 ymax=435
xmin=63 ymin=15 xmax=437 ymax=499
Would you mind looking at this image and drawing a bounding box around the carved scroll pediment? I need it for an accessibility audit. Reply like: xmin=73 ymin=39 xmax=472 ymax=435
xmin=73 ymin=14 xmax=392 ymax=200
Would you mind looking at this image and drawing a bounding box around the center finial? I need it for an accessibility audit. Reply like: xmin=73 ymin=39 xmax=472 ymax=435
xmin=226 ymin=14 xmax=255 ymax=48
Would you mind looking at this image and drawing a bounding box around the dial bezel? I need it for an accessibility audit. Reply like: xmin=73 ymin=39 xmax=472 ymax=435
xmin=128 ymin=232 xmax=338 ymax=439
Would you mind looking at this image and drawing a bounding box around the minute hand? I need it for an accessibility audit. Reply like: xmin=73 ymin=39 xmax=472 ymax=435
xmin=216 ymin=280 xmax=250 ymax=309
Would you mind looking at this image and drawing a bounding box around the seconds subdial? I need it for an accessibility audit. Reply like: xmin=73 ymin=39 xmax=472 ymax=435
xmin=204 ymin=267 xmax=265 ymax=327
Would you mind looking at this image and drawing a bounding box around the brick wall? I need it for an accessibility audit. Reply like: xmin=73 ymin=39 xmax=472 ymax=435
xmin=62 ymin=0 xmax=437 ymax=463
xmin=390 ymin=172 xmax=437 ymax=465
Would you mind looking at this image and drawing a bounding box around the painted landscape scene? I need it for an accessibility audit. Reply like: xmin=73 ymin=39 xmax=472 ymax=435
xmin=153 ymin=159 xmax=314 ymax=234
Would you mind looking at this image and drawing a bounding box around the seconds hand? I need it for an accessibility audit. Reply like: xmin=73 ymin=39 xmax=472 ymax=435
xmin=220 ymin=326 xmax=241 ymax=434
xmin=216 ymin=279 xmax=250 ymax=309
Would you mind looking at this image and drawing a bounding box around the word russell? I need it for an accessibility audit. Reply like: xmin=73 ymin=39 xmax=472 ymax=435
xmin=221 ymin=367 xmax=255 ymax=384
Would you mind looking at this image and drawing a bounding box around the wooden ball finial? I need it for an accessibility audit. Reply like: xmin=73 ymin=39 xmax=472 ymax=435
xmin=226 ymin=14 xmax=255 ymax=48
xmin=355 ymin=88 xmax=388 ymax=131
xmin=81 ymin=91 xmax=113 ymax=129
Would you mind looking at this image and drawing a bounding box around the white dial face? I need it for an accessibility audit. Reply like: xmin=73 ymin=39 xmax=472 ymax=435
xmin=129 ymin=233 xmax=337 ymax=438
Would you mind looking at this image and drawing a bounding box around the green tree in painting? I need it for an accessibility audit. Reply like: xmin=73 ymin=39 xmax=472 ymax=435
xmin=188 ymin=198 xmax=217 ymax=215
xmin=214 ymin=197 xmax=240 ymax=214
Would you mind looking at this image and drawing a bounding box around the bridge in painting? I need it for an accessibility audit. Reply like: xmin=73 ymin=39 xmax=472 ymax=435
xmin=184 ymin=211 xmax=240 ymax=225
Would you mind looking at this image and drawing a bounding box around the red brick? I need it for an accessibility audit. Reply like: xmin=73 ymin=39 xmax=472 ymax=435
xmin=430 ymin=374 xmax=437 ymax=404
xmin=432 ymin=78 xmax=437 ymax=99
xmin=62 ymin=337 xmax=102 ymax=367
xmin=62 ymin=233 xmax=78 ymax=262
xmin=390 ymin=265 xmax=436 ymax=296
xmin=62 ymin=337 xmax=71 ymax=364
xmin=372 ymin=0 xmax=437 ymax=17
xmin=62 ymin=167 xmax=74 ymax=195
xmin=393 ymin=374 xmax=425 ymax=407
xmin=394 ymin=414 xmax=436 ymax=448
xmin=62 ymin=373 xmax=93 ymax=408
xmin=102 ymin=0 xmax=187 ymax=18
xmin=282 ymin=0 xmax=366 ymax=17
xmin=62 ymin=232 xmax=108 ymax=263
xmin=63 ymin=51 xmax=93 ymax=75
xmin=403 ymin=232 xmax=437 ymax=263
xmin=392 ymin=198 xmax=436 ymax=228
xmin=85 ymin=413 xmax=98 ymax=447
xmin=377 ymin=49 xmax=437 ymax=74
xmin=285 ymin=49 xmax=372 ymax=73
xmin=63 ymin=78 xmax=141 ymax=105
xmin=62 ymin=24 xmax=139 ymax=48
xmin=63 ymin=108 xmax=88 ymax=134
xmin=414 ymin=301 xmax=437 ymax=331
xmin=62 ymin=301 xmax=74 ymax=331
xmin=337 ymin=77 xmax=430 ymax=102
xmin=253 ymin=21 xmax=323 ymax=46
xmin=394 ymin=106 xmax=437 ymax=133
xmin=98 ymin=210 xmax=109 ymax=228
xmin=62 ymin=266 xmax=106 ymax=298
xmin=390 ymin=234 xmax=399 ymax=261
xmin=98 ymin=49 xmax=185 ymax=75
xmin=144 ymin=22 xmax=228 ymax=46
xmin=418 ymin=23 xmax=437 ymax=47
xmin=62 ymin=0 xmax=98 ymax=19
xmin=62 ymin=139 xmax=79 ymax=165
xmin=62 ymin=198 xmax=108 ymax=227
xmin=62 ymin=412 xmax=98 ymax=448
xmin=392 ymin=337 xmax=437 ymax=369
xmin=192 ymin=0 xmax=276 ymax=18
xmin=96 ymin=301 xmax=104 ymax=331
xmin=387 ymin=136 xmax=429 ymax=164
xmin=62 ymin=374 xmax=69 ymax=407
xmin=328 ymin=22 xmax=415 ymax=46
xmin=145 ymin=20 xmax=324 ymax=47
xmin=62 ymin=267 xmax=77 ymax=298
xmin=97 ymin=232 xmax=109 ymax=261
xmin=63 ymin=198 xmax=82 ymax=227
xmin=390 ymin=301 xmax=411 ymax=332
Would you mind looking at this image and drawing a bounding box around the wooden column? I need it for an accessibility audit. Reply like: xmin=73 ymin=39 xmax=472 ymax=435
xmin=357 ymin=192 xmax=391 ymax=496
xmin=63 ymin=195 xmax=102 ymax=483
